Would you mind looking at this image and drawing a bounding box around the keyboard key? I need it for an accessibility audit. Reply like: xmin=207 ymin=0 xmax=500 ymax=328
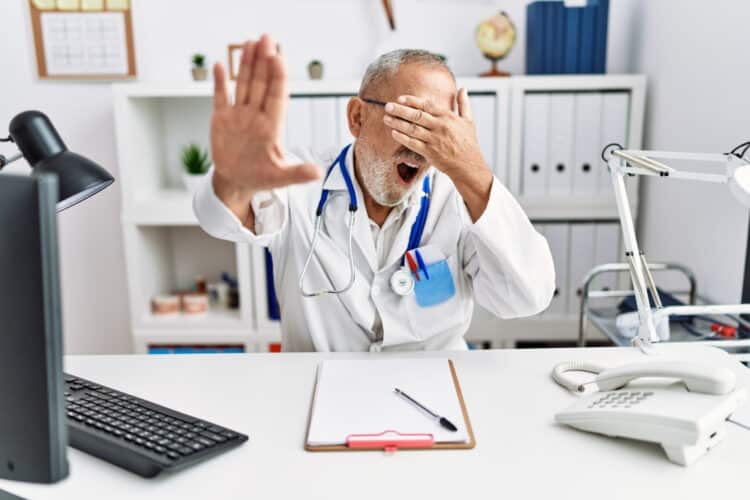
xmin=208 ymin=426 xmax=224 ymax=434
xmin=196 ymin=437 xmax=215 ymax=447
xmin=201 ymin=431 xmax=226 ymax=443
xmin=177 ymin=446 xmax=193 ymax=456
xmin=167 ymin=451 xmax=180 ymax=460
xmin=187 ymin=442 xmax=204 ymax=452
xmin=155 ymin=446 xmax=166 ymax=454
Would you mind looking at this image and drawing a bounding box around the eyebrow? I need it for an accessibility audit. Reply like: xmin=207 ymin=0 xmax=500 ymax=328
xmin=360 ymin=97 xmax=387 ymax=107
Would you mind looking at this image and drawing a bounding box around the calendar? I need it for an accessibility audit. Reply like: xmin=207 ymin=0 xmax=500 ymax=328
xmin=29 ymin=0 xmax=136 ymax=79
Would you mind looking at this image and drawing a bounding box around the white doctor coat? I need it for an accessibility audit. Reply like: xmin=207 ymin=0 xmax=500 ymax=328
xmin=193 ymin=145 xmax=555 ymax=352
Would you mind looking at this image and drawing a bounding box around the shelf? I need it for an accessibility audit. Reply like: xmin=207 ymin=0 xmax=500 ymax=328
xmin=124 ymin=189 xmax=198 ymax=226
xmin=138 ymin=308 xmax=245 ymax=330
xmin=520 ymin=196 xmax=635 ymax=221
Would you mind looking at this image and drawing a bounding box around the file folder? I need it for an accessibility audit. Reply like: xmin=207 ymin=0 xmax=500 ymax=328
xmin=305 ymin=359 xmax=475 ymax=452
xmin=522 ymin=93 xmax=549 ymax=196
xmin=310 ymin=97 xmax=339 ymax=154
xmin=469 ymin=94 xmax=497 ymax=178
xmin=541 ymin=223 xmax=570 ymax=317
xmin=568 ymin=223 xmax=596 ymax=315
xmin=547 ymin=93 xmax=575 ymax=195
xmin=572 ymin=92 xmax=603 ymax=195
xmin=286 ymin=98 xmax=313 ymax=150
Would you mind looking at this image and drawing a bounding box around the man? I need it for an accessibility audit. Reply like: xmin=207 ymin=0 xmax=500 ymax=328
xmin=194 ymin=34 xmax=555 ymax=352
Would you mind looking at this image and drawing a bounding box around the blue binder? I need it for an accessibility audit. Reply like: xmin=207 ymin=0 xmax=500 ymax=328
xmin=593 ymin=0 xmax=609 ymax=73
xmin=578 ymin=3 xmax=597 ymax=73
xmin=563 ymin=7 xmax=581 ymax=73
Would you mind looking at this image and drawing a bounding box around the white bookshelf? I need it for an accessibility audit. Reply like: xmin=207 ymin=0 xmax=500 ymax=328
xmin=113 ymin=75 xmax=645 ymax=353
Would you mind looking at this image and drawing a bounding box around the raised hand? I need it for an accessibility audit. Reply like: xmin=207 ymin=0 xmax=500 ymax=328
xmin=210 ymin=34 xmax=320 ymax=227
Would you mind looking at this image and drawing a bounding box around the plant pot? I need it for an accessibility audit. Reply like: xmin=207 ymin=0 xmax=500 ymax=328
xmin=192 ymin=67 xmax=208 ymax=81
xmin=182 ymin=171 xmax=208 ymax=192
xmin=307 ymin=62 xmax=323 ymax=80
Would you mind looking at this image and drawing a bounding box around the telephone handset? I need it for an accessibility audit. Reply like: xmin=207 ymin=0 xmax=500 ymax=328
xmin=552 ymin=360 xmax=747 ymax=466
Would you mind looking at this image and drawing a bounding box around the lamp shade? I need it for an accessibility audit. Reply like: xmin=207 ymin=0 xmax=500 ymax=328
xmin=8 ymin=111 xmax=114 ymax=211
xmin=729 ymin=163 xmax=750 ymax=208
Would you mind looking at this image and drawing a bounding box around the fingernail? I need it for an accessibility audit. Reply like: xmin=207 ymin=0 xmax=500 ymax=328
xmin=385 ymin=103 xmax=394 ymax=112
xmin=398 ymin=96 xmax=406 ymax=103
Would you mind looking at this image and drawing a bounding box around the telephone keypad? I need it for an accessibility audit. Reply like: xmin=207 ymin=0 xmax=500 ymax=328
xmin=588 ymin=391 xmax=654 ymax=409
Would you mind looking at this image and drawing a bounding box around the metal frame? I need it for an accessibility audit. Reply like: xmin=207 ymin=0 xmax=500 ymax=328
xmin=578 ymin=262 xmax=696 ymax=347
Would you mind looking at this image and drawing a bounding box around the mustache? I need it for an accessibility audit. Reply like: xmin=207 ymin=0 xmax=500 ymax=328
xmin=395 ymin=147 xmax=426 ymax=164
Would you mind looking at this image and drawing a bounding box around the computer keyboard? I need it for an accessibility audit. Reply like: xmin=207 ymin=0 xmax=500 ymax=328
xmin=64 ymin=373 xmax=248 ymax=478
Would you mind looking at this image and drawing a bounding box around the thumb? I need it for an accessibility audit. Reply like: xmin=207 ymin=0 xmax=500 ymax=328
xmin=273 ymin=162 xmax=322 ymax=187
xmin=457 ymin=87 xmax=473 ymax=120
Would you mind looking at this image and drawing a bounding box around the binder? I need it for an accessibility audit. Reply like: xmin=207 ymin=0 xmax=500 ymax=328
xmin=310 ymin=97 xmax=339 ymax=155
xmin=469 ymin=94 xmax=496 ymax=177
xmin=593 ymin=0 xmax=610 ymax=73
xmin=526 ymin=2 xmax=544 ymax=74
xmin=568 ymin=223 xmax=596 ymax=315
xmin=305 ymin=359 xmax=475 ymax=452
xmin=563 ymin=7 xmax=581 ymax=73
xmin=572 ymin=92 xmax=603 ymax=195
xmin=286 ymin=98 xmax=313 ymax=150
xmin=578 ymin=3 xmax=596 ymax=73
xmin=599 ymin=91 xmax=630 ymax=194
xmin=594 ymin=222 xmax=621 ymax=291
xmin=522 ymin=93 xmax=549 ymax=196
xmin=546 ymin=93 xmax=575 ymax=195
xmin=542 ymin=223 xmax=570 ymax=317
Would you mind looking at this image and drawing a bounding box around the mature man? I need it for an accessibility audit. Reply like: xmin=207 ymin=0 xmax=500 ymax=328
xmin=194 ymin=34 xmax=555 ymax=351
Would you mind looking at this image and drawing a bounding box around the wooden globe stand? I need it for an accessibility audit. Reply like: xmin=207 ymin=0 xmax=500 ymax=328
xmin=480 ymin=57 xmax=510 ymax=77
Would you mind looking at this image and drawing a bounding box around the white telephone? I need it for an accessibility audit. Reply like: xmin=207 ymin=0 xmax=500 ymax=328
xmin=552 ymin=360 xmax=747 ymax=466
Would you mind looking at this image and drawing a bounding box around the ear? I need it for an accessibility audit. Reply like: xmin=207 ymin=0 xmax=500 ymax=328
xmin=347 ymin=97 xmax=364 ymax=138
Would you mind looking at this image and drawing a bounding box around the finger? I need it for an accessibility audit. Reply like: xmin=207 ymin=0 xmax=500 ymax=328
xmin=213 ymin=62 xmax=229 ymax=110
xmin=383 ymin=115 xmax=431 ymax=142
xmin=270 ymin=162 xmax=321 ymax=187
xmin=391 ymin=129 xmax=428 ymax=156
xmin=264 ymin=52 xmax=289 ymax=124
xmin=248 ymin=34 xmax=275 ymax=111
xmin=397 ymin=95 xmax=447 ymax=117
xmin=384 ymin=102 xmax=438 ymax=129
xmin=235 ymin=40 xmax=257 ymax=105
xmin=457 ymin=87 xmax=473 ymax=120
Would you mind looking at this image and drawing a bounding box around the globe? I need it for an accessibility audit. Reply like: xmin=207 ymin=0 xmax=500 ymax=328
xmin=475 ymin=11 xmax=516 ymax=77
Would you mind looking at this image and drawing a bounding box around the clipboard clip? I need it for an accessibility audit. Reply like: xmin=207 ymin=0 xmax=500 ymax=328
xmin=346 ymin=430 xmax=435 ymax=452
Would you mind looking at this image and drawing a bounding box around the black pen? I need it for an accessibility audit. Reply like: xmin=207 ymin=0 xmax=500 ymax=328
xmin=394 ymin=387 xmax=458 ymax=432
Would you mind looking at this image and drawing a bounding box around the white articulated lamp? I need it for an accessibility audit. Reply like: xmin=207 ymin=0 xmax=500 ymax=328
xmin=604 ymin=142 xmax=750 ymax=352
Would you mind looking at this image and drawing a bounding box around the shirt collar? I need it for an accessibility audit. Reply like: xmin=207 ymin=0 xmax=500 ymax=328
xmin=322 ymin=143 xmax=431 ymax=213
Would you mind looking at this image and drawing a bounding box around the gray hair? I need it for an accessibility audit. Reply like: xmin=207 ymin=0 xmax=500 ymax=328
xmin=358 ymin=49 xmax=455 ymax=97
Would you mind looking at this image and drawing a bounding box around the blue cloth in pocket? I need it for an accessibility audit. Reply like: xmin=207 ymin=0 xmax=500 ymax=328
xmin=413 ymin=259 xmax=456 ymax=307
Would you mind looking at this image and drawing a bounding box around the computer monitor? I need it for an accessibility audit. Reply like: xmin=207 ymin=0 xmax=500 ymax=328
xmin=0 ymin=173 xmax=68 ymax=483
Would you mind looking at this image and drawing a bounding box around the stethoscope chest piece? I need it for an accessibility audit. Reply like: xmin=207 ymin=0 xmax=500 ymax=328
xmin=390 ymin=268 xmax=415 ymax=296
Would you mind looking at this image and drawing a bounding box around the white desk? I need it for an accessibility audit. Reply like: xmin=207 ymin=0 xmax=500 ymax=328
xmin=1 ymin=345 xmax=749 ymax=500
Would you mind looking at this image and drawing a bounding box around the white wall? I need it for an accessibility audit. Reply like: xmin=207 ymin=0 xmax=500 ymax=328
xmin=0 ymin=0 xmax=637 ymax=354
xmin=628 ymin=0 xmax=750 ymax=304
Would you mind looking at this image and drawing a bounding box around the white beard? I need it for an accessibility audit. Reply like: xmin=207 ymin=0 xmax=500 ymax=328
xmin=356 ymin=141 xmax=419 ymax=207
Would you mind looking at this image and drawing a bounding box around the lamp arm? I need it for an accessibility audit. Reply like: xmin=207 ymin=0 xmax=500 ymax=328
xmin=608 ymin=155 xmax=660 ymax=351
xmin=0 ymin=152 xmax=23 ymax=170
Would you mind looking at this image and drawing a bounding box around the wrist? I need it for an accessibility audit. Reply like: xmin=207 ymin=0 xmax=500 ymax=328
xmin=212 ymin=170 xmax=256 ymax=220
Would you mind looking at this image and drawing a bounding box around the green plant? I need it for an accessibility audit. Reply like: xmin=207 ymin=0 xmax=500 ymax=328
xmin=192 ymin=53 xmax=206 ymax=68
xmin=181 ymin=143 xmax=211 ymax=175
xmin=309 ymin=59 xmax=322 ymax=66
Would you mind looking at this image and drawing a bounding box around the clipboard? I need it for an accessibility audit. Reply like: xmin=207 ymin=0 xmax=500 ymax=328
xmin=304 ymin=359 xmax=476 ymax=452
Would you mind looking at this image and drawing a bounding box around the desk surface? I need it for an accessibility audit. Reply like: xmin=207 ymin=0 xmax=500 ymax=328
xmin=1 ymin=346 xmax=749 ymax=500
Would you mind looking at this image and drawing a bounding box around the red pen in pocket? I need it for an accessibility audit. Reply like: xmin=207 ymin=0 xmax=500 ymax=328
xmin=405 ymin=251 xmax=420 ymax=281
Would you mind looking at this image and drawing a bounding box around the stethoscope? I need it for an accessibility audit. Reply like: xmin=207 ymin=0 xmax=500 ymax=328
xmin=298 ymin=144 xmax=431 ymax=298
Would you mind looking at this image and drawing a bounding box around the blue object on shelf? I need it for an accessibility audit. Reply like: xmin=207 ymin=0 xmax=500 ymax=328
xmin=563 ymin=7 xmax=581 ymax=73
xmin=265 ymin=248 xmax=281 ymax=321
xmin=526 ymin=0 xmax=608 ymax=75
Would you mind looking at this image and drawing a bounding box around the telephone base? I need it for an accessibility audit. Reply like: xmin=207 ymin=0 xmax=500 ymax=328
xmin=662 ymin=427 xmax=726 ymax=466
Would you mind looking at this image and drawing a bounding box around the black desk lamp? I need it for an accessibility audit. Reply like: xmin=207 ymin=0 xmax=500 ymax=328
xmin=0 ymin=111 xmax=114 ymax=486
xmin=0 ymin=110 xmax=114 ymax=211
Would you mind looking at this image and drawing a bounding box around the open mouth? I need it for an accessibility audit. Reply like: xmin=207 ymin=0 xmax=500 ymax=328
xmin=396 ymin=161 xmax=420 ymax=184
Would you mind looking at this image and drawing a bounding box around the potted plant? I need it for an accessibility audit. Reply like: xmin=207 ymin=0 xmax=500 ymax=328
xmin=192 ymin=53 xmax=207 ymax=81
xmin=181 ymin=143 xmax=211 ymax=192
xmin=307 ymin=59 xmax=323 ymax=80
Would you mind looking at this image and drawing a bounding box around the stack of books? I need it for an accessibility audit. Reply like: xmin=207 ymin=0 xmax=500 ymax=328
xmin=526 ymin=0 xmax=609 ymax=74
